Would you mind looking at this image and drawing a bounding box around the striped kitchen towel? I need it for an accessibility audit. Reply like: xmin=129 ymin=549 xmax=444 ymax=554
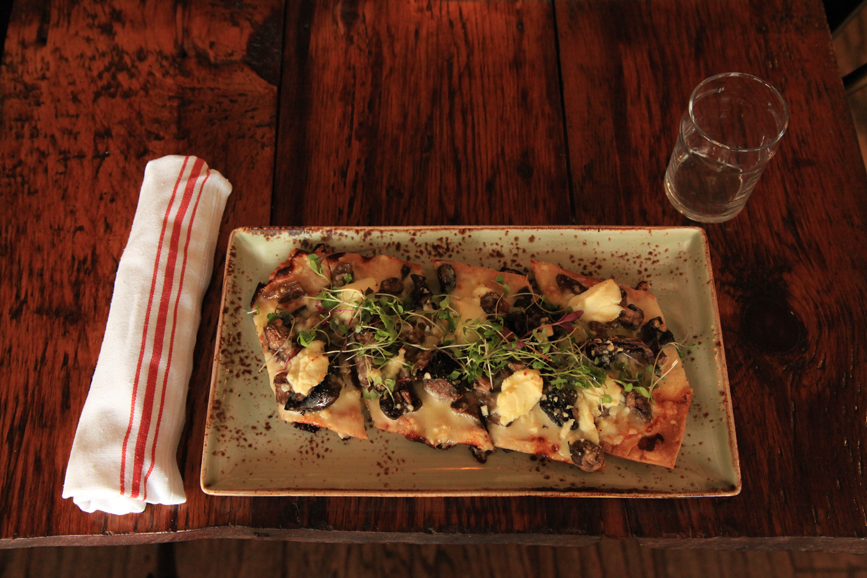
xmin=62 ymin=156 xmax=232 ymax=514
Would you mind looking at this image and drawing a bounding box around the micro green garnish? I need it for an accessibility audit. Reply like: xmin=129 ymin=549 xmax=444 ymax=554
xmin=611 ymin=340 xmax=690 ymax=399
xmin=308 ymin=254 xmax=325 ymax=277
xmin=302 ymin=287 xmax=435 ymax=373
xmin=609 ymin=360 xmax=656 ymax=398
xmin=362 ymin=386 xmax=380 ymax=401
xmin=436 ymin=302 xmax=612 ymax=394
xmin=362 ymin=374 xmax=397 ymax=400
xmin=267 ymin=308 xmax=292 ymax=324
xmin=272 ymin=274 xmax=673 ymax=403
xmin=372 ymin=374 xmax=396 ymax=393
xmin=494 ymin=273 xmax=511 ymax=298
xmin=297 ymin=328 xmax=318 ymax=348
xmin=434 ymin=295 xmax=458 ymax=332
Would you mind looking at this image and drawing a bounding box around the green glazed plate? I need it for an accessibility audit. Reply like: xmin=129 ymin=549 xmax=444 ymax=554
xmin=201 ymin=227 xmax=739 ymax=497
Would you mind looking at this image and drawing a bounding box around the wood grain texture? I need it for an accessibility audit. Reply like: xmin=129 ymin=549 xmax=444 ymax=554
xmin=2 ymin=0 xmax=867 ymax=550
xmin=0 ymin=0 xmax=281 ymax=545
xmin=5 ymin=539 xmax=867 ymax=578
xmin=554 ymin=0 xmax=867 ymax=544
xmin=273 ymin=0 xmax=571 ymax=226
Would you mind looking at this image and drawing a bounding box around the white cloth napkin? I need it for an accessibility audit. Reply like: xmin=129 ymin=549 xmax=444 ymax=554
xmin=62 ymin=155 xmax=232 ymax=514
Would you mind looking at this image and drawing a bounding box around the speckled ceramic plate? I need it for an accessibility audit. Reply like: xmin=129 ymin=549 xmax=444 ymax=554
xmin=201 ymin=227 xmax=740 ymax=497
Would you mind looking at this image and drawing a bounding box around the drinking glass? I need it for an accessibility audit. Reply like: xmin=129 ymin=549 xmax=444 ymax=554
xmin=664 ymin=73 xmax=789 ymax=223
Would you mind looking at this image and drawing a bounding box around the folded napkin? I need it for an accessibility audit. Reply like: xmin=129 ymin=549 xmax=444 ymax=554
xmin=62 ymin=156 xmax=232 ymax=514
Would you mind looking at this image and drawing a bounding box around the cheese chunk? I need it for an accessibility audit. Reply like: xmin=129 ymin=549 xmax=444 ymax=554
xmin=496 ymin=369 xmax=544 ymax=426
xmin=575 ymin=394 xmax=600 ymax=445
xmin=567 ymin=278 xmax=622 ymax=323
xmin=285 ymin=340 xmax=329 ymax=396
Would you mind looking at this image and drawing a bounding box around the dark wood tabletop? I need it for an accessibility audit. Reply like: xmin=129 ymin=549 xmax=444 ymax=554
xmin=2 ymin=0 xmax=867 ymax=550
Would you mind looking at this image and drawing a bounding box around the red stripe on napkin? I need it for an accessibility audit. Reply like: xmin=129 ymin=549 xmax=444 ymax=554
xmin=129 ymin=157 xmax=206 ymax=499
xmin=119 ymin=156 xmax=190 ymax=496
xmin=141 ymin=168 xmax=211 ymax=501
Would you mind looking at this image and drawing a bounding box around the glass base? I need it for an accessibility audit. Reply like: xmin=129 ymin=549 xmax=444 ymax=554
xmin=664 ymin=179 xmax=747 ymax=224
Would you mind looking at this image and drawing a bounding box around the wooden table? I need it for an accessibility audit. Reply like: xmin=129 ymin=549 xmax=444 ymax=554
xmin=2 ymin=0 xmax=866 ymax=551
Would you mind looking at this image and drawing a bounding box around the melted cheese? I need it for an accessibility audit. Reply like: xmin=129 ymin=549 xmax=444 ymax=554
xmin=597 ymin=404 xmax=628 ymax=444
xmin=382 ymin=349 xmax=406 ymax=381
xmin=582 ymin=378 xmax=623 ymax=414
xmin=366 ymin=384 xmax=494 ymax=451
xmin=284 ymin=340 xmax=329 ymax=396
xmin=488 ymin=405 xmax=573 ymax=464
xmin=334 ymin=277 xmax=377 ymax=325
xmin=452 ymin=296 xmax=487 ymax=344
xmin=559 ymin=419 xmax=576 ymax=440
xmin=567 ymin=278 xmax=622 ymax=323
xmin=495 ymin=369 xmax=544 ymax=426
xmin=471 ymin=285 xmax=489 ymax=298
xmin=574 ymin=395 xmax=599 ymax=445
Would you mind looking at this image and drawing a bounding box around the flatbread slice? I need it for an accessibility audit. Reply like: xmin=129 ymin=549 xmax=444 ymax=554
xmin=250 ymin=248 xmax=367 ymax=439
xmin=328 ymin=253 xmax=494 ymax=454
xmin=431 ymin=260 xmax=598 ymax=468
xmin=531 ymin=260 xmax=693 ymax=469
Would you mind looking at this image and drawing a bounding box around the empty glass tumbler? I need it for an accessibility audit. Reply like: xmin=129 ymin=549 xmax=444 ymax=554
xmin=664 ymin=73 xmax=789 ymax=223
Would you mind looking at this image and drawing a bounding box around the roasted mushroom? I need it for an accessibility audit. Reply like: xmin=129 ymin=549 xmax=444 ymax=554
xmin=262 ymin=279 xmax=306 ymax=303
xmin=640 ymin=316 xmax=675 ymax=354
xmin=331 ymin=261 xmax=354 ymax=286
xmin=479 ymin=291 xmax=507 ymax=315
xmin=503 ymin=301 xmax=546 ymax=336
xmin=380 ymin=382 xmax=423 ymax=420
xmin=618 ymin=303 xmax=645 ymax=330
xmin=285 ymin=375 xmax=342 ymax=414
xmin=379 ymin=277 xmax=404 ymax=295
xmin=556 ymin=273 xmax=587 ymax=295
xmin=436 ymin=263 xmax=457 ymax=294
xmin=584 ymin=337 xmax=656 ymax=368
xmin=406 ymin=274 xmax=431 ymax=308
xmin=423 ymin=378 xmax=461 ymax=401
xmin=273 ymin=372 xmax=297 ymax=407
xmin=425 ymin=350 xmax=460 ymax=381
xmin=625 ymin=390 xmax=652 ymax=423
xmin=264 ymin=319 xmax=291 ymax=352
xmin=569 ymin=439 xmax=605 ymax=472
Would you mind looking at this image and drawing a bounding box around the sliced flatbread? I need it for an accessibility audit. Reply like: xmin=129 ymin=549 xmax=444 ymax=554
xmin=251 ymin=248 xmax=367 ymax=439
xmin=531 ymin=260 xmax=692 ymax=469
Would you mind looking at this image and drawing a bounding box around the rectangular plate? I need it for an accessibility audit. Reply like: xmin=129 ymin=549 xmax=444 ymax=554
xmin=201 ymin=226 xmax=740 ymax=497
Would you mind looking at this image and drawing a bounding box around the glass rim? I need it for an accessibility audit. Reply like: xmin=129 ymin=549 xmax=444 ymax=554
xmin=687 ymin=72 xmax=789 ymax=153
